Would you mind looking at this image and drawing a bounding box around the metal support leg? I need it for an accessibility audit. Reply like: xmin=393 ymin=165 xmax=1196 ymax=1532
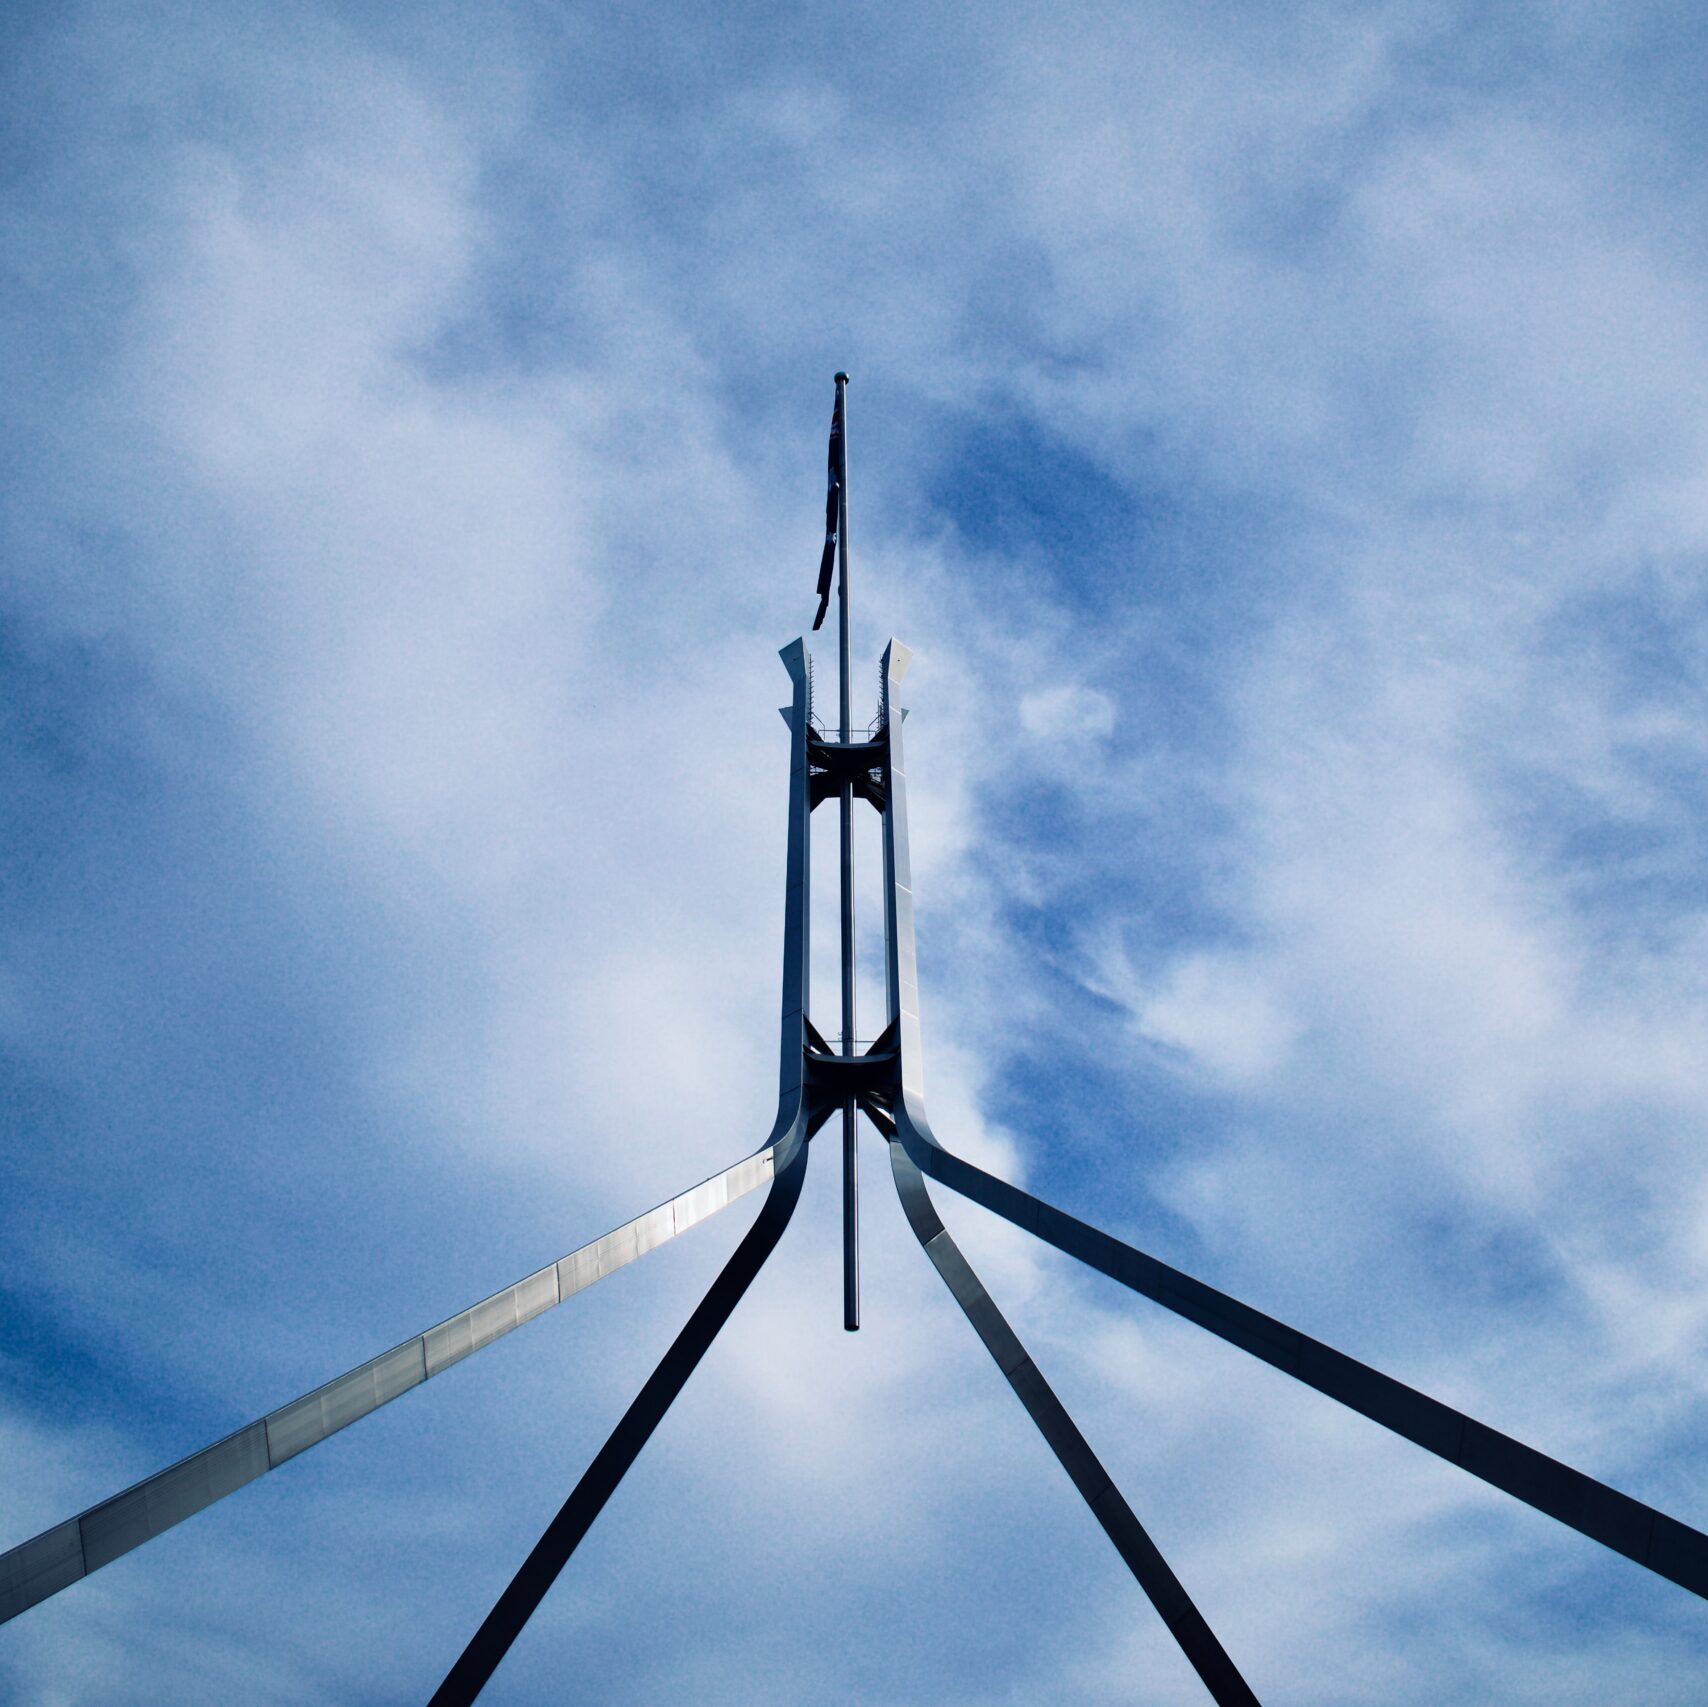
xmin=842 ymin=1099 xmax=859 ymax=1330
xmin=889 ymin=1140 xmax=1260 ymax=1707
xmin=892 ymin=1120 xmax=1708 ymax=1604
xmin=428 ymin=1138 xmax=812 ymax=1706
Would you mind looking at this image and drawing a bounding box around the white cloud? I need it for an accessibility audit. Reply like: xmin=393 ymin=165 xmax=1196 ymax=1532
xmin=1093 ymin=942 xmax=1298 ymax=1086
xmin=1019 ymin=682 xmax=1116 ymax=741
xmin=7 ymin=3 xmax=1708 ymax=1703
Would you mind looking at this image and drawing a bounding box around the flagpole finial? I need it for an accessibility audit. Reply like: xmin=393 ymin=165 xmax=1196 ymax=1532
xmin=834 ymin=371 xmax=849 ymax=384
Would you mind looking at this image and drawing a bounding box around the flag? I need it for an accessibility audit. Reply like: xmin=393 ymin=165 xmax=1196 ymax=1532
xmin=812 ymin=386 xmax=843 ymax=631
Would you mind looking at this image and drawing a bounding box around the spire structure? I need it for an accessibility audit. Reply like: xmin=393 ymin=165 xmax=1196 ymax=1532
xmin=4 ymin=381 xmax=1707 ymax=1701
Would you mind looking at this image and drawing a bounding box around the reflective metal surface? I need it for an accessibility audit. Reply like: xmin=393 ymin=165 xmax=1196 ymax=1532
xmin=80 ymin=1423 xmax=271 ymax=1574
xmin=833 ymin=374 xmax=860 ymax=1334
xmin=0 ymin=1140 xmax=784 ymax=1626
xmin=870 ymin=632 xmax=1708 ymax=1623
xmin=900 ymin=1124 xmax=1708 ymax=1603
xmin=424 ymin=1264 xmax=561 ymax=1378
xmin=266 ymin=1339 xmax=428 ymax=1466
xmin=875 ymin=641 xmax=1258 ymax=1705
xmin=14 ymin=390 xmax=1705 ymax=1703
xmin=427 ymin=640 xmax=823 ymax=1704
xmin=430 ymin=1139 xmax=811 ymax=1707
xmin=0 ymin=1522 xmax=84 ymax=1620
xmin=889 ymin=1140 xmax=1259 ymax=1706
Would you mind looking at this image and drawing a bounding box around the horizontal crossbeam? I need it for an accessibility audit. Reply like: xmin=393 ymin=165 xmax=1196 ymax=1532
xmin=807 ymin=731 xmax=886 ymax=812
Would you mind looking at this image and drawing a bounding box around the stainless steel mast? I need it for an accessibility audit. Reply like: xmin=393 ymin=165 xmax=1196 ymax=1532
xmin=5 ymin=381 xmax=1706 ymax=1706
xmin=834 ymin=371 xmax=859 ymax=1333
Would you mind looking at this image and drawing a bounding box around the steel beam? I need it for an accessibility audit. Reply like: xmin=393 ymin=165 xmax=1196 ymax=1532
xmin=889 ymin=1139 xmax=1260 ymax=1705
xmin=870 ymin=634 xmax=1708 ymax=1610
xmin=2 ymin=642 xmax=824 ymax=1634
xmin=894 ymin=1124 xmax=1708 ymax=1604
xmin=874 ymin=638 xmax=1256 ymax=1702
xmin=428 ymin=1135 xmax=811 ymax=1705
xmin=834 ymin=372 xmax=860 ymax=1334
xmin=424 ymin=638 xmax=824 ymax=1698
xmin=0 ymin=1146 xmax=779 ymax=1628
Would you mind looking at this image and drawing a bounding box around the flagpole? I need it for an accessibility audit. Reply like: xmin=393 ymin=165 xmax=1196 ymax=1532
xmin=834 ymin=372 xmax=859 ymax=1333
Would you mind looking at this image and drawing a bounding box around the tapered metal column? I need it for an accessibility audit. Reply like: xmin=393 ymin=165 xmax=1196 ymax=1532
xmin=835 ymin=372 xmax=859 ymax=1332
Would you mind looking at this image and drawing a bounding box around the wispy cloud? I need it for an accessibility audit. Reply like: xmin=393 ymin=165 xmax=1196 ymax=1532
xmin=4 ymin=2 xmax=1708 ymax=1702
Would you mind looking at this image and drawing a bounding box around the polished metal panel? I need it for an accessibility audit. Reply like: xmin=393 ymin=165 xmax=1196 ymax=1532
xmin=905 ymin=1120 xmax=1708 ymax=1603
xmin=597 ymin=1218 xmax=641 ymax=1273
xmin=631 ymin=1203 xmax=675 ymax=1259
xmin=266 ymin=1339 xmax=428 ymax=1466
xmin=429 ymin=641 xmax=823 ymax=1705
xmin=32 ymin=387 xmax=1699 ymax=1700
xmin=778 ymin=641 xmax=814 ymax=1099
xmin=1 ymin=639 xmax=820 ymax=1632
xmin=1010 ymin=1357 xmax=1111 ymax=1500
xmin=431 ymin=1138 xmax=811 ymax=1707
xmin=878 ymin=641 xmax=926 ymax=1102
xmin=722 ymin=1150 xmax=774 ymax=1200
xmin=830 ymin=374 xmax=860 ymax=1333
xmin=921 ymin=1230 xmax=1028 ymax=1377
xmin=1 ymin=1141 xmax=782 ymax=1625
xmin=873 ymin=632 xmax=1708 ymax=1612
xmin=0 ymin=1520 xmax=84 ymax=1625
xmin=671 ymin=1173 xmax=729 ymax=1234
xmin=872 ymin=673 xmax=1258 ymax=1702
xmin=425 ymin=1263 xmax=560 ymax=1378
xmin=80 ymin=1422 xmax=270 ymax=1573
xmin=556 ymin=1238 xmax=608 ymax=1299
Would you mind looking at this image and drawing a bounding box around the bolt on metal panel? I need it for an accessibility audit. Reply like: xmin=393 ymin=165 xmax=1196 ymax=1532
xmin=80 ymin=1422 xmax=269 ymax=1573
xmin=0 ymin=1519 xmax=84 ymax=1625
xmin=265 ymin=1339 xmax=429 ymax=1466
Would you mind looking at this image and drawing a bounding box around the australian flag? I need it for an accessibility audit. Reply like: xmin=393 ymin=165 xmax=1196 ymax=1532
xmin=812 ymin=385 xmax=843 ymax=631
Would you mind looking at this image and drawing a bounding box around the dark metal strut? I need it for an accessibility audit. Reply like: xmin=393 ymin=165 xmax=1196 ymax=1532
xmin=428 ymin=1137 xmax=811 ymax=1706
xmin=889 ymin=1122 xmax=1708 ymax=1604
xmin=856 ymin=630 xmax=1708 ymax=1699
xmin=863 ymin=639 xmax=1258 ymax=1698
xmin=428 ymin=638 xmax=831 ymax=1701
xmin=889 ymin=1138 xmax=1261 ymax=1706
xmin=11 ymin=395 xmax=1702 ymax=1702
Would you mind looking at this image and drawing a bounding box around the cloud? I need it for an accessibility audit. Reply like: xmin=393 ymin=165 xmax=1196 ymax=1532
xmin=5 ymin=2 xmax=1708 ymax=1703
xmin=1019 ymin=682 xmax=1116 ymax=742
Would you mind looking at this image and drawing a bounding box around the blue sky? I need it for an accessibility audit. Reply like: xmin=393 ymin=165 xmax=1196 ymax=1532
xmin=5 ymin=1 xmax=1708 ymax=1700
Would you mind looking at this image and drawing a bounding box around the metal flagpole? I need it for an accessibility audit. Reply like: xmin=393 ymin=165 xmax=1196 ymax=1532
xmin=834 ymin=372 xmax=859 ymax=1333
